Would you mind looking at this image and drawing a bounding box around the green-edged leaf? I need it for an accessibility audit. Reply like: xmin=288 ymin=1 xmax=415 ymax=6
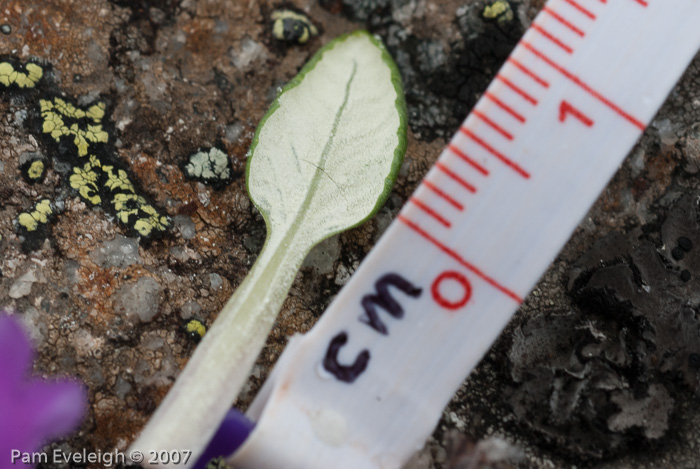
xmin=247 ymin=29 xmax=406 ymax=247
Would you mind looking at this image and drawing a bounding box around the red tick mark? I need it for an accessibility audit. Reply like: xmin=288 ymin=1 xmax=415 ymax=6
xmin=599 ymin=1 xmax=647 ymax=7
xmin=508 ymin=58 xmax=550 ymax=88
xmin=447 ymin=144 xmax=489 ymax=176
xmin=559 ymin=100 xmax=594 ymax=127
xmin=436 ymin=162 xmax=478 ymax=193
xmin=531 ymin=24 xmax=574 ymax=53
xmin=496 ymin=75 xmax=538 ymax=105
xmin=410 ymin=198 xmax=452 ymax=228
xmin=472 ymin=110 xmax=514 ymax=140
xmin=460 ymin=128 xmax=531 ymax=179
xmin=484 ymin=92 xmax=526 ymax=123
xmin=563 ymin=0 xmax=596 ymax=20
xmin=423 ymin=180 xmax=465 ymax=211
xmin=398 ymin=215 xmax=523 ymax=304
xmin=542 ymin=6 xmax=585 ymax=37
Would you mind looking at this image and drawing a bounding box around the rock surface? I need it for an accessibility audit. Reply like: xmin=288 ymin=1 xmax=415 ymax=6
xmin=1 ymin=1 xmax=700 ymax=468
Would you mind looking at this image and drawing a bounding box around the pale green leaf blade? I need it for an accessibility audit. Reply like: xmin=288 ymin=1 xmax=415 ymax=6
xmin=247 ymin=30 xmax=406 ymax=243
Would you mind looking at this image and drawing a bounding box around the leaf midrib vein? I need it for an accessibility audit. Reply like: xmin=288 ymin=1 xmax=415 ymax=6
xmin=278 ymin=59 xmax=358 ymax=245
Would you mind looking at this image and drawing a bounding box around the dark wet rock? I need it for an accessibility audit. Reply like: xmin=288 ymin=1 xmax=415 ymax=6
xmin=334 ymin=0 xmax=395 ymax=23
xmin=381 ymin=1 xmax=524 ymax=140
xmin=506 ymin=194 xmax=700 ymax=460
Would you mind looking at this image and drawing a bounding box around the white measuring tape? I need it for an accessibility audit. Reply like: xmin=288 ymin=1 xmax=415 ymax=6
xmin=229 ymin=1 xmax=700 ymax=467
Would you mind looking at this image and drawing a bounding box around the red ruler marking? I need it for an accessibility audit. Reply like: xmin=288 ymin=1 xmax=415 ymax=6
xmin=459 ymin=128 xmax=531 ymax=179
xmin=496 ymin=75 xmax=539 ymax=105
xmin=601 ymin=0 xmax=648 ymax=5
xmin=409 ymin=198 xmax=452 ymax=227
xmin=398 ymin=215 xmax=523 ymax=304
xmin=507 ymin=58 xmax=550 ymax=88
xmin=531 ymin=24 xmax=574 ymax=53
xmin=484 ymin=92 xmax=527 ymax=123
xmin=423 ymin=180 xmax=465 ymax=211
xmin=542 ymin=6 xmax=585 ymax=37
xmin=520 ymin=41 xmax=646 ymax=130
xmin=447 ymin=144 xmax=489 ymax=176
xmin=472 ymin=110 xmax=514 ymax=141
xmin=559 ymin=100 xmax=594 ymax=126
xmin=563 ymin=0 xmax=596 ymax=19
xmin=436 ymin=162 xmax=478 ymax=193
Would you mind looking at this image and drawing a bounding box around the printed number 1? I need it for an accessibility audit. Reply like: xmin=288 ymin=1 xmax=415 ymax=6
xmin=559 ymin=100 xmax=594 ymax=127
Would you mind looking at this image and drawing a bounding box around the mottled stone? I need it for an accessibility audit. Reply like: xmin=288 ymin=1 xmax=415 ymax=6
xmin=173 ymin=215 xmax=196 ymax=240
xmin=89 ymin=235 xmax=141 ymax=269
xmin=114 ymin=277 xmax=162 ymax=323
xmin=9 ymin=270 xmax=38 ymax=299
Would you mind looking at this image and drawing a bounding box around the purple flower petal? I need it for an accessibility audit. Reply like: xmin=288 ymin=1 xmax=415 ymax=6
xmin=0 ymin=315 xmax=33 ymax=389
xmin=22 ymin=379 xmax=87 ymax=446
xmin=193 ymin=408 xmax=254 ymax=469
xmin=0 ymin=315 xmax=87 ymax=466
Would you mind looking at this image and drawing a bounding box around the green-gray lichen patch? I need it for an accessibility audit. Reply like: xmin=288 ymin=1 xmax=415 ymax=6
xmin=182 ymin=147 xmax=233 ymax=189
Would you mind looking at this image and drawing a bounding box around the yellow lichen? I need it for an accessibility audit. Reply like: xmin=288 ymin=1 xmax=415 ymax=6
xmin=18 ymin=199 xmax=52 ymax=232
xmin=26 ymin=160 xmax=45 ymax=180
xmin=111 ymin=192 xmax=168 ymax=236
xmin=483 ymin=0 xmax=513 ymax=24
xmin=70 ymin=157 xmax=102 ymax=205
xmin=271 ymin=9 xmax=318 ymax=44
xmin=18 ymin=75 xmax=169 ymax=242
xmin=186 ymin=319 xmax=207 ymax=340
xmin=40 ymin=97 xmax=109 ymax=156
xmin=103 ymin=165 xmax=135 ymax=192
xmin=0 ymin=61 xmax=43 ymax=88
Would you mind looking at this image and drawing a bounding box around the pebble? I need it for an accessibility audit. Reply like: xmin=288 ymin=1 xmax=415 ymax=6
xmin=230 ymin=36 xmax=267 ymax=70
xmin=180 ymin=300 xmax=201 ymax=319
xmin=115 ymin=277 xmax=162 ymax=322
xmin=173 ymin=215 xmax=196 ymax=240
xmin=225 ymin=122 xmax=245 ymax=142
xmin=209 ymin=273 xmax=223 ymax=289
xmin=9 ymin=270 xmax=38 ymax=298
xmin=0 ymin=24 xmax=10 ymax=35
xmin=303 ymin=236 xmax=340 ymax=275
xmin=90 ymin=235 xmax=141 ymax=268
